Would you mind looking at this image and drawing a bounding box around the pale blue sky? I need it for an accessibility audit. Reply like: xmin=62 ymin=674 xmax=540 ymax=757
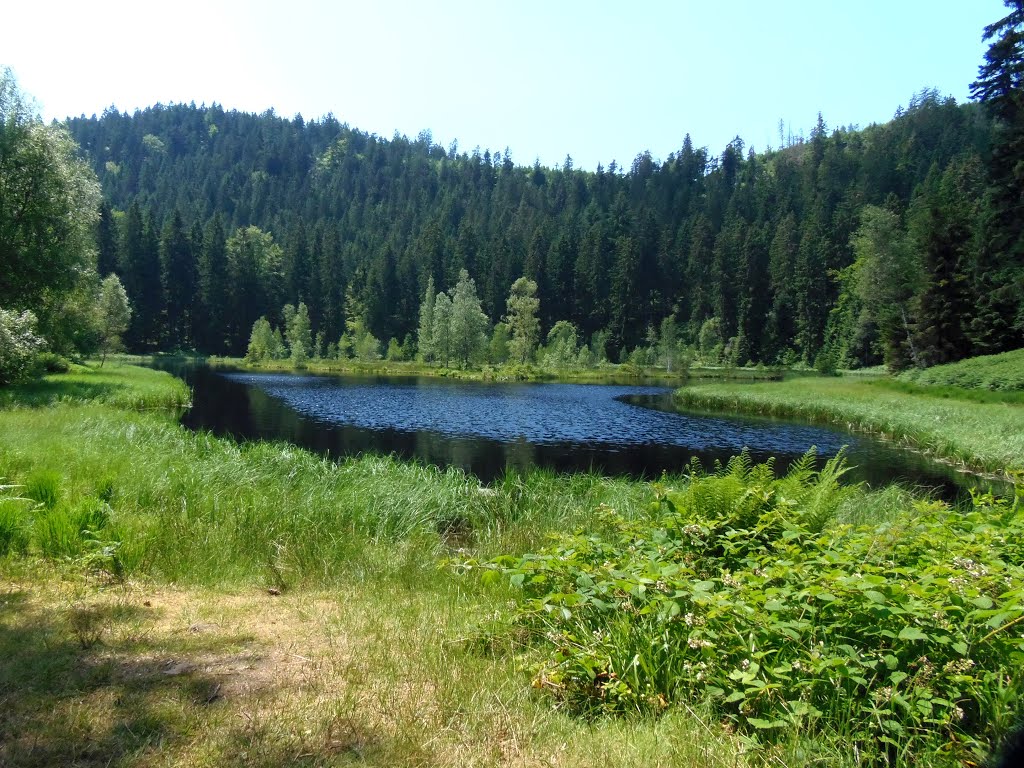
xmin=4 ymin=0 xmax=1007 ymax=170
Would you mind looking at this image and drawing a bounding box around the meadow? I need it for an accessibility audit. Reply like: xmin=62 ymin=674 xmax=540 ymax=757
xmin=1 ymin=362 xmax=1021 ymax=767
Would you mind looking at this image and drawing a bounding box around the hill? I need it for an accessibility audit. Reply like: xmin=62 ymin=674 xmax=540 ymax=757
xmin=64 ymin=91 xmax=1022 ymax=365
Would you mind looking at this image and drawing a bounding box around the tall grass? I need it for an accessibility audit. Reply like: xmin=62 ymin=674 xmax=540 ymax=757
xmin=0 ymin=402 xmax=650 ymax=585
xmin=674 ymin=376 xmax=1024 ymax=476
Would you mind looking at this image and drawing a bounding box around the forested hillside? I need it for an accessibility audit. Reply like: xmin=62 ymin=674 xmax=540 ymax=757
xmin=65 ymin=89 xmax=1022 ymax=366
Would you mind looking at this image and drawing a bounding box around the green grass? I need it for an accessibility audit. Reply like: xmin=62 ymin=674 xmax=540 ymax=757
xmin=899 ymin=347 xmax=1024 ymax=391
xmin=673 ymin=375 xmax=1024 ymax=477
xmin=2 ymin=362 xmax=1022 ymax=766
xmin=0 ymin=363 xmax=747 ymax=767
xmin=0 ymin=362 xmax=191 ymax=411
xmin=0 ymin=402 xmax=650 ymax=586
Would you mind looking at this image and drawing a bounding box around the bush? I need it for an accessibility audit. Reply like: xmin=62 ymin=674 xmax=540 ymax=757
xmin=480 ymin=454 xmax=1024 ymax=765
xmin=35 ymin=352 xmax=70 ymax=373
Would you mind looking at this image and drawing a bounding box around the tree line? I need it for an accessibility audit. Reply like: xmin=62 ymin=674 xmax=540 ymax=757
xmin=4 ymin=2 xmax=1021 ymax=378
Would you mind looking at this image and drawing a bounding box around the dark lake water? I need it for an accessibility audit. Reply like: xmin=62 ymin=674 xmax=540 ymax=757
xmin=168 ymin=364 xmax=992 ymax=498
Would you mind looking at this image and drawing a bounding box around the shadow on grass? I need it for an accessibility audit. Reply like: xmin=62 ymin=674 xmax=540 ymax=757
xmin=0 ymin=583 xmax=383 ymax=767
xmin=0 ymin=590 xmax=193 ymax=766
xmin=0 ymin=587 xmax=251 ymax=766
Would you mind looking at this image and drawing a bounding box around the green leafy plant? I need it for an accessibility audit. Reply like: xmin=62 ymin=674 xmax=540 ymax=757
xmin=478 ymin=453 xmax=1024 ymax=766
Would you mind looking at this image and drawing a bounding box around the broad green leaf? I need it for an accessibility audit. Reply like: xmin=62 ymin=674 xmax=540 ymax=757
xmin=897 ymin=627 xmax=928 ymax=641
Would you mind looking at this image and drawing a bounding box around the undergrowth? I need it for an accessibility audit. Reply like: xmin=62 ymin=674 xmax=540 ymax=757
xmin=474 ymin=452 xmax=1024 ymax=766
xmin=898 ymin=348 xmax=1024 ymax=392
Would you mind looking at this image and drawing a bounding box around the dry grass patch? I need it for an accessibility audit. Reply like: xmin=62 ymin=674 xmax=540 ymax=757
xmin=0 ymin=571 xmax=748 ymax=767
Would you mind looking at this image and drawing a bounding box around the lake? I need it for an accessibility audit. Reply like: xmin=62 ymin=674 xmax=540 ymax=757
xmin=168 ymin=364 xmax=990 ymax=498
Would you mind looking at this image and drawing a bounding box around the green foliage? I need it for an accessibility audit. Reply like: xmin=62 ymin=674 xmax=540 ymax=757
xmin=898 ymin=347 xmax=1024 ymax=390
xmin=385 ymin=336 xmax=406 ymax=361
xmin=505 ymin=276 xmax=540 ymax=364
xmin=849 ymin=205 xmax=921 ymax=370
xmin=0 ymin=478 xmax=30 ymax=556
xmin=698 ymin=318 xmax=724 ymax=365
xmin=971 ymin=1 xmax=1024 ymax=351
xmin=0 ymin=308 xmax=46 ymax=385
xmin=24 ymin=470 xmax=61 ymax=509
xmin=62 ymin=88 xmax=1011 ymax=368
xmin=34 ymin=352 xmax=69 ymax=374
xmin=449 ymin=269 xmax=489 ymax=368
xmin=432 ymin=291 xmax=453 ymax=368
xmin=0 ymin=68 xmax=100 ymax=312
xmin=813 ymin=347 xmax=838 ymax=376
xmin=244 ymin=316 xmax=276 ymax=364
xmin=416 ymin=276 xmax=436 ymax=362
xmin=96 ymin=273 xmax=132 ymax=365
xmin=285 ymin=301 xmax=313 ymax=367
xmin=487 ymin=321 xmax=510 ymax=365
xmin=540 ymin=321 xmax=582 ymax=371
xmin=482 ymin=456 xmax=1024 ymax=765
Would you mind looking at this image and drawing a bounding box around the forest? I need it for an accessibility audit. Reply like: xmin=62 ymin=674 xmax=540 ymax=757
xmin=55 ymin=81 xmax=1021 ymax=372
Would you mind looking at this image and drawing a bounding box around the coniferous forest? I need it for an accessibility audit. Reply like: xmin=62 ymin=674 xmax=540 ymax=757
xmin=63 ymin=80 xmax=1023 ymax=370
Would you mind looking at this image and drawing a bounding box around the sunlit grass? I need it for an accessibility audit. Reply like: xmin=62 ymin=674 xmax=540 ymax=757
xmin=2 ymin=362 xmax=1021 ymax=767
xmin=0 ymin=362 xmax=191 ymax=411
xmin=674 ymin=375 xmax=1024 ymax=476
xmin=0 ymin=567 xmax=746 ymax=768
xmin=0 ymin=401 xmax=650 ymax=586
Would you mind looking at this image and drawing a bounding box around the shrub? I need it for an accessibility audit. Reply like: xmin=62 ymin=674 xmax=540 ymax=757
xmin=34 ymin=352 xmax=70 ymax=373
xmin=480 ymin=454 xmax=1024 ymax=766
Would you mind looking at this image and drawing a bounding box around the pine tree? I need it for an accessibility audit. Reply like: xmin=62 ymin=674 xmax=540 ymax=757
xmin=971 ymin=0 xmax=1024 ymax=348
xmin=196 ymin=214 xmax=228 ymax=353
xmin=96 ymin=201 xmax=118 ymax=277
xmin=159 ymin=209 xmax=195 ymax=349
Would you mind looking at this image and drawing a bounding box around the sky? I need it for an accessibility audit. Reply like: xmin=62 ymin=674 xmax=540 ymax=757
xmin=3 ymin=0 xmax=1008 ymax=171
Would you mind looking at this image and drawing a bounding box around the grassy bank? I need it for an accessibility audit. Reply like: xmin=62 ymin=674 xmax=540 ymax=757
xmin=2 ymin=364 xmax=1022 ymax=766
xmin=203 ymin=354 xmax=786 ymax=385
xmin=0 ymin=362 xmax=191 ymax=411
xmin=673 ymin=375 xmax=1024 ymax=478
